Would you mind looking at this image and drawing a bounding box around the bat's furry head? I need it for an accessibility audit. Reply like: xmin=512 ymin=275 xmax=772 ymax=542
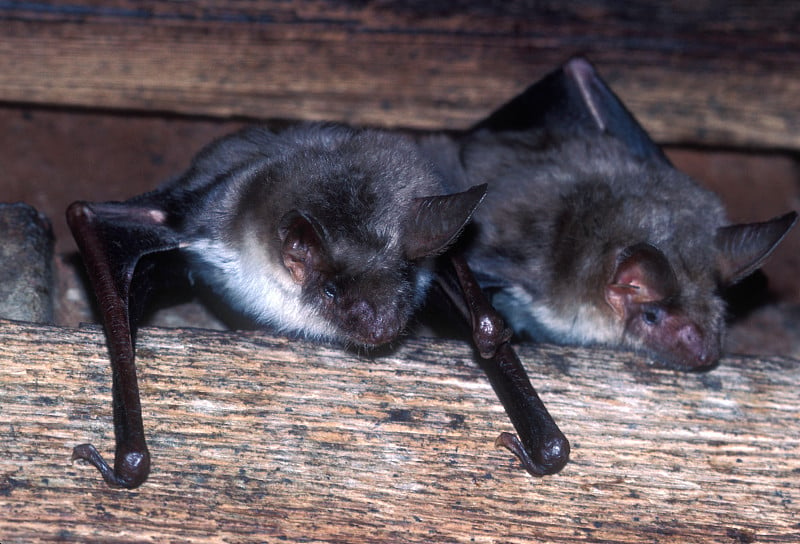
xmin=183 ymin=123 xmax=485 ymax=347
xmin=465 ymin=131 xmax=796 ymax=369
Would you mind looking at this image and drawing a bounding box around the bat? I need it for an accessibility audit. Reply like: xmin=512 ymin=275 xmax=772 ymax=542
xmin=421 ymin=57 xmax=797 ymax=371
xmin=68 ymin=121 xmax=570 ymax=488
xmin=67 ymin=123 xmax=496 ymax=487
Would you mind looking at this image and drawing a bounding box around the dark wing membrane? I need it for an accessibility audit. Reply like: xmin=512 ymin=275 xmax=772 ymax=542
xmin=473 ymin=57 xmax=670 ymax=165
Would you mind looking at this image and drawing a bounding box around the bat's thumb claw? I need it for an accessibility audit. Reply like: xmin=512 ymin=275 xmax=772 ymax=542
xmin=494 ymin=431 xmax=570 ymax=477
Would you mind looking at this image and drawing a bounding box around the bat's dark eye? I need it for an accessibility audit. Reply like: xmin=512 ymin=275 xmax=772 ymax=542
xmin=641 ymin=306 xmax=664 ymax=326
xmin=322 ymin=281 xmax=337 ymax=299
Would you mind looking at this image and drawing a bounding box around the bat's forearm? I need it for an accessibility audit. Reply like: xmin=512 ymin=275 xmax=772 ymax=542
xmin=446 ymin=254 xmax=570 ymax=476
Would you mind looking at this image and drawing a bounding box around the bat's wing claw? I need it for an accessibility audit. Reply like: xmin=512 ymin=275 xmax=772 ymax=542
xmin=73 ymin=443 xmax=150 ymax=489
xmin=495 ymin=431 xmax=570 ymax=477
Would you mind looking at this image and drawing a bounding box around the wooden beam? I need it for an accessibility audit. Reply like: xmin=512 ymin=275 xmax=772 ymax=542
xmin=0 ymin=319 xmax=797 ymax=542
xmin=0 ymin=1 xmax=798 ymax=150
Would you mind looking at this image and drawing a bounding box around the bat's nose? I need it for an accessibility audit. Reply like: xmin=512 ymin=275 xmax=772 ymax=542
xmin=678 ymin=323 xmax=720 ymax=370
xmin=347 ymin=300 xmax=403 ymax=347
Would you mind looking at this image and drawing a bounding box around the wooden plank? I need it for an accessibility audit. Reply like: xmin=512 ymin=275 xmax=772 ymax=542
xmin=0 ymin=1 xmax=798 ymax=150
xmin=0 ymin=319 xmax=797 ymax=543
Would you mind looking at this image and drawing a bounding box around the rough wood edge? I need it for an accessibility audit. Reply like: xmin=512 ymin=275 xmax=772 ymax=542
xmin=0 ymin=319 xmax=797 ymax=543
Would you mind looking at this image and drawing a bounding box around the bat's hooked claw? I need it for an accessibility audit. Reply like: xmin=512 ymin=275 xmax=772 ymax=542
xmin=72 ymin=442 xmax=150 ymax=489
xmin=481 ymin=342 xmax=570 ymax=477
xmin=495 ymin=431 xmax=569 ymax=476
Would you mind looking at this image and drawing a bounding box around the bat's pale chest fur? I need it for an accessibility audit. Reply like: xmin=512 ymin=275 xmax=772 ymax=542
xmin=497 ymin=285 xmax=623 ymax=346
xmin=185 ymin=232 xmax=340 ymax=342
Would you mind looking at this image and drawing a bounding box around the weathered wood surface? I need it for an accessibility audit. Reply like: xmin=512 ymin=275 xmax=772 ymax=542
xmin=0 ymin=1 xmax=798 ymax=150
xmin=0 ymin=319 xmax=797 ymax=543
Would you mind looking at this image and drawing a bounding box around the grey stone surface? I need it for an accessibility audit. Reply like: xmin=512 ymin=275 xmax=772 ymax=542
xmin=0 ymin=202 xmax=54 ymax=323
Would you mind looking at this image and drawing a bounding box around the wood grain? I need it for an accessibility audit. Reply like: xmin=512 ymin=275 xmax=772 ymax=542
xmin=0 ymin=319 xmax=797 ymax=543
xmin=0 ymin=1 xmax=797 ymax=150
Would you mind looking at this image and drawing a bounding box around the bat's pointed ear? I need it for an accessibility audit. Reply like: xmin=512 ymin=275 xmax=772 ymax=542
xmin=605 ymin=243 xmax=678 ymax=318
xmin=403 ymin=184 xmax=487 ymax=260
xmin=279 ymin=210 xmax=329 ymax=285
xmin=715 ymin=211 xmax=798 ymax=286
